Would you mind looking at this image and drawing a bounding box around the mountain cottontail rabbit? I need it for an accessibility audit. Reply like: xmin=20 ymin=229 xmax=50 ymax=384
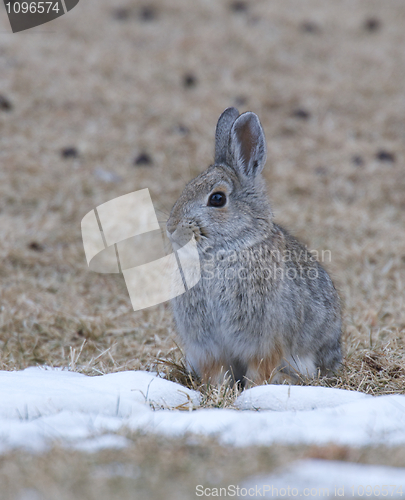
xmin=167 ymin=108 xmax=342 ymax=386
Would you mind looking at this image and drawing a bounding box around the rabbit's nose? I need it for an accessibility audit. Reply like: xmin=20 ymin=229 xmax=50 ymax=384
xmin=167 ymin=228 xmax=182 ymax=252
xmin=167 ymin=226 xmax=194 ymax=251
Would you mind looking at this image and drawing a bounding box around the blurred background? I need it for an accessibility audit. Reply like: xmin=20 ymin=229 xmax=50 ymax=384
xmin=0 ymin=0 xmax=405 ymax=498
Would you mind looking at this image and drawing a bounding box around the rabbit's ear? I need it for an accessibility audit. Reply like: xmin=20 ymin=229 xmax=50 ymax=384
xmin=228 ymin=112 xmax=267 ymax=178
xmin=215 ymin=107 xmax=239 ymax=164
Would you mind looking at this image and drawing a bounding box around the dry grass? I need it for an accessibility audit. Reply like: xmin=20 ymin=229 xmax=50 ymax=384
xmin=155 ymin=350 xmax=244 ymax=408
xmin=1 ymin=0 xmax=405 ymax=494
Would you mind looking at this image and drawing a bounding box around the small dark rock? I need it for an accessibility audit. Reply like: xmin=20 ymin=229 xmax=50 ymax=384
xmin=300 ymin=21 xmax=321 ymax=34
xmin=230 ymin=1 xmax=247 ymax=12
xmin=291 ymin=108 xmax=311 ymax=120
xmin=134 ymin=152 xmax=153 ymax=166
xmin=61 ymin=147 xmax=79 ymax=159
xmin=139 ymin=5 xmax=156 ymax=21
xmin=0 ymin=95 xmax=12 ymax=111
xmin=280 ymin=126 xmax=295 ymax=137
xmin=28 ymin=241 xmax=44 ymax=252
xmin=376 ymin=150 xmax=395 ymax=163
xmin=352 ymin=155 xmax=364 ymax=167
xmin=364 ymin=17 xmax=381 ymax=32
xmin=77 ymin=329 xmax=84 ymax=337
xmin=183 ymin=73 xmax=197 ymax=89
xmin=315 ymin=166 xmax=328 ymax=177
xmin=234 ymin=95 xmax=248 ymax=107
xmin=112 ymin=7 xmax=131 ymax=20
xmin=177 ymin=124 xmax=190 ymax=135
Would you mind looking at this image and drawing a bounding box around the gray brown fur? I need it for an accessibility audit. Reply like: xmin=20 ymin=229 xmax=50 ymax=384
xmin=167 ymin=108 xmax=342 ymax=386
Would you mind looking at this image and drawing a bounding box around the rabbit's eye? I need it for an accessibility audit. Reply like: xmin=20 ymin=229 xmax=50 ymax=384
xmin=208 ymin=192 xmax=227 ymax=207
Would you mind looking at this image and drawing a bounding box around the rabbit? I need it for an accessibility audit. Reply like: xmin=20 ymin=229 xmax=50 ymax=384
xmin=166 ymin=107 xmax=342 ymax=387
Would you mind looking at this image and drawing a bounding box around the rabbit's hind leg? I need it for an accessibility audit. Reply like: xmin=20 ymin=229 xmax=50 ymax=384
xmin=198 ymin=357 xmax=231 ymax=386
xmin=279 ymin=354 xmax=318 ymax=381
xmin=244 ymin=343 xmax=284 ymax=387
xmin=196 ymin=357 xmax=247 ymax=387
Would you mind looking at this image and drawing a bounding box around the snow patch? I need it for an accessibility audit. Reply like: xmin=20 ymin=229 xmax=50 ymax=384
xmin=235 ymin=384 xmax=371 ymax=411
xmin=243 ymin=460 xmax=405 ymax=498
xmin=1 ymin=368 xmax=405 ymax=453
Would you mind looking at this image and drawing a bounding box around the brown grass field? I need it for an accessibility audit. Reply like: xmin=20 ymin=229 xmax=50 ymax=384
xmin=0 ymin=0 xmax=405 ymax=498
